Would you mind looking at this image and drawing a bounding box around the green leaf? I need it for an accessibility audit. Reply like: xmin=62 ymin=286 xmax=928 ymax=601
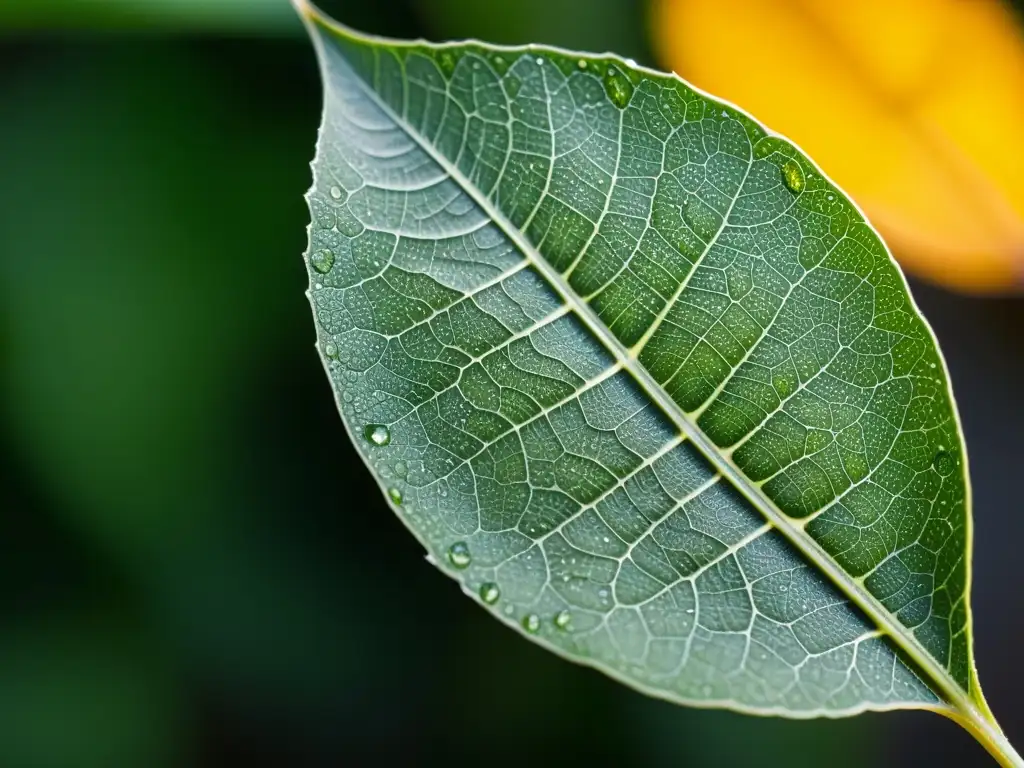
xmin=294 ymin=1 xmax=1017 ymax=761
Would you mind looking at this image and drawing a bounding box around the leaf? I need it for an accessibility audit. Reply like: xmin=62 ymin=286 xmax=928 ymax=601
xmin=649 ymin=0 xmax=1024 ymax=295
xmin=293 ymin=1 xmax=1018 ymax=761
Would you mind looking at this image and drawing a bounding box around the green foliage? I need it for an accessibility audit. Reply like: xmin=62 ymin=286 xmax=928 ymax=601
xmin=296 ymin=3 xmax=1019 ymax=761
xmin=0 ymin=0 xmax=297 ymax=32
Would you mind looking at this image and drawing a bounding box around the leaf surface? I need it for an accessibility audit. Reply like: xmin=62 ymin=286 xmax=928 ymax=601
xmin=650 ymin=0 xmax=1024 ymax=294
xmin=295 ymin=0 xmax=995 ymax=728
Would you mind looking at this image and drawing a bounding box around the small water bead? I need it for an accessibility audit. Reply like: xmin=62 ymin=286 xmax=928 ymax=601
xmin=329 ymin=185 xmax=343 ymax=200
xmin=554 ymin=609 xmax=571 ymax=630
xmin=772 ymin=375 xmax=795 ymax=399
xmin=447 ymin=541 xmax=471 ymax=569
xmin=387 ymin=487 xmax=403 ymax=505
xmin=364 ymin=424 xmax=391 ymax=446
xmin=535 ymin=56 xmax=544 ymax=65
xmin=577 ymin=59 xmax=587 ymax=70
xmin=479 ymin=582 xmax=500 ymax=605
xmin=781 ymin=160 xmax=805 ymax=194
xmin=311 ymin=248 xmax=335 ymax=274
xmin=603 ymin=67 xmax=633 ymax=109
xmin=324 ymin=342 xmax=338 ymax=358
xmin=437 ymin=50 xmax=458 ymax=77
xmin=522 ymin=614 xmax=540 ymax=633
xmin=933 ymin=449 xmax=956 ymax=476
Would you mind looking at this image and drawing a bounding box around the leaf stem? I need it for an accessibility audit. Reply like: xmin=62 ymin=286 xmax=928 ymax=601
xmin=948 ymin=705 xmax=1024 ymax=768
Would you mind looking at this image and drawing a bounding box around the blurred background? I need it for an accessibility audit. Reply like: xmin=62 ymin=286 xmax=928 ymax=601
xmin=1 ymin=1 xmax=1022 ymax=766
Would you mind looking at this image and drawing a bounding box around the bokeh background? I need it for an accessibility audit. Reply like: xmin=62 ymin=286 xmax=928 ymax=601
xmin=1 ymin=1 xmax=1023 ymax=766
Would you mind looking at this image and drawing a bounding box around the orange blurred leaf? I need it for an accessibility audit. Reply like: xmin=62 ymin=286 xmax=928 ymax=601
xmin=650 ymin=0 xmax=1024 ymax=293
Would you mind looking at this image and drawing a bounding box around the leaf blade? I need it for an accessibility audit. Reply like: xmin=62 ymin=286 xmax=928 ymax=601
xmin=296 ymin=0 xmax=991 ymax=724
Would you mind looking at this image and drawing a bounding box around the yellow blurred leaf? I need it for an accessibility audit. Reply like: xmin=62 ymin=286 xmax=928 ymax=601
xmin=650 ymin=0 xmax=1024 ymax=293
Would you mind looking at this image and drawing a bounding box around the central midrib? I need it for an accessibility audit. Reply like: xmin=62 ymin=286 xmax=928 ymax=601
xmin=316 ymin=17 xmax=984 ymax=724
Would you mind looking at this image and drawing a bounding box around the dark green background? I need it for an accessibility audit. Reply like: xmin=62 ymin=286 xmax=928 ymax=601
xmin=1 ymin=1 xmax=1022 ymax=766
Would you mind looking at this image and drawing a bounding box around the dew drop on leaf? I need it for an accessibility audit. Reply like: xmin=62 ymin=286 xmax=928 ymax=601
xmin=933 ymin=450 xmax=955 ymax=476
xmin=781 ymin=160 xmax=805 ymax=193
xmin=522 ymin=613 xmax=540 ymax=633
xmin=324 ymin=342 xmax=338 ymax=358
xmin=479 ymin=582 xmax=500 ymax=604
xmin=447 ymin=541 xmax=471 ymax=569
xmin=436 ymin=49 xmax=458 ymax=78
xmin=329 ymin=185 xmax=343 ymax=200
xmin=554 ymin=609 xmax=571 ymax=630
xmin=603 ymin=66 xmax=633 ymax=109
xmin=772 ymin=375 xmax=794 ymax=399
xmin=364 ymin=424 xmax=391 ymax=446
xmin=388 ymin=487 xmax=403 ymax=505
xmin=311 ymin=248 xmax=335 ymax=274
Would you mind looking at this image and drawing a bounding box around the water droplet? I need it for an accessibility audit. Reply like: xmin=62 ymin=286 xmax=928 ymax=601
xmin=388 ymin=487 xmax=403 ymax=505
xmin=503 ymin=604 xmax=515 ymax=616
xmin=329 ymin=185 xmax=343 ymax=200
xmin=311 ymin=248 xmax=335 ymax=274
xmin=535 ymin=56 xmax=544 ymax=65
xmin=522 ymin=614 xmax=540 ymax=633
xmin=772 ymin=375 xmax=795 ymax=399
xmin=929 ymin=362 xmax=937 ymax=369
xmin=505 ymin=76 xmax=521 ymax=98
xmin=933 ymin=450 xmax=955 ymax=476
xmin=781 ymin=160 xmax=805 ymax=194
xmin=603 ymin=66 xmax=633 ymax=109
xmin=554 ymin=609 xmax=571 ymax=630
xmin=437 ymin=50 xmax=458 ymax=77
xmin=480 ymin=582 xmax=500 ymax=605
xmin=577 ymin=59 xmax=587 ymax=70
xmin=364 ymin=424 xmax=391 ymax=446
xmin=324 ymin=342 xmax=338 ymax=358
xmin=447 ymin=541 xmax=471 ymax=569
